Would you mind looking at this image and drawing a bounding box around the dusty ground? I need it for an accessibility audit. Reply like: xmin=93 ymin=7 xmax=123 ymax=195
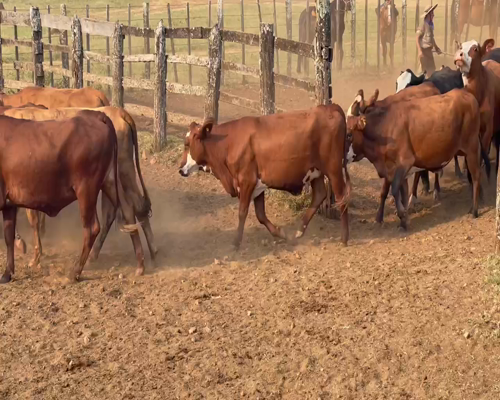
xmin=1 ymin=72 xmax=500 ymax=399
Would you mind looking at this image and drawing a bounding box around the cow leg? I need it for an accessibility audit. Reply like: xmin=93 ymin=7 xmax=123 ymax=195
xmin=296 ymin=176 xmax=327 ymax=238
xmin=433 ymin=173 xmax=441 ymax=201
xmin=14 ymin=229 xmax=26 ymax=254
xmin=466 ymin=149 xmax=481 ymax=218
xmin=454 ymin=156 xmax=464 ymax=178
xmin=138 ymin=217 xmax=157 ymax=262
xmin=400 ymin=178 xmax=410 ymax=210
xmin=328 ymin=170 xmax=349 ymax=245
xmin=0 ymin=206 xmax=17 ymax=284
xmin=233 ymin=182 xmax=255 ymax=248
xmin=101 ymin=177 xmax=146 ymax=276
xmin=88 ymin=193 xmax=116 ymax=263
xmin=70 ymin=195 xmax=101 ymax=281
xmin=26 ymin=209 xmax=42 ymax=268
xmin=391 ymin=167 xmax=408 ymax=230
xmin=409 ymin=173 xmax=420 ymax=207
xmin=338 ymin=42 xmax=344 ymax=70
xmin=420 ymin=170 xmax=430 ymax=195
xmin=376 ymin=178 xmax=391 ymax=223
xmin=254 ymin=192 xmax=287 ymax=240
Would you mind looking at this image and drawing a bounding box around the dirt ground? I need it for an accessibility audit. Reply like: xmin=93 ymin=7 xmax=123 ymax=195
xmin=1 ymin=71 xmax=500 ymax=399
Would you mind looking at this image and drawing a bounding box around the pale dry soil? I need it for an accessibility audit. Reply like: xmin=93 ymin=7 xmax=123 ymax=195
xmin=1 ymin=72 xmax=500 ymax=399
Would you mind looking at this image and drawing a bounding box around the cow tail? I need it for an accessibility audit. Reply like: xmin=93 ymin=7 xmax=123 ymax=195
xmin=123 ymin=110 xmax=152 ymax=219
xmin=334 ymin=129 xmax=352 ymax=212
xmin=480 ymin=138 xmax=491 ymax=181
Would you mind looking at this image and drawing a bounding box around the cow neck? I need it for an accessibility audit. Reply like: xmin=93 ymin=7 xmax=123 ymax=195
xmin=203 ymin=134 xmax=238 ymax=197
xmin=464 ymin=59 xmax=488 ymax=105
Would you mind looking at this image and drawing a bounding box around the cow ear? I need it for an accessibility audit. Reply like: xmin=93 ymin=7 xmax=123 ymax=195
xmin=358 ymin=115 xmax=367 ymax=130
xmin=357 ymin=89 xmax=364 ymax=100
xmin=454 ymin=40 xmax=461 ymax=51
xmin=189 ymin=121 xmax=199 ymax=130
xmin=481 ymin=38 xmax=494 ymax=55
xmin=200 ymin=119 xmax=214 ymax=139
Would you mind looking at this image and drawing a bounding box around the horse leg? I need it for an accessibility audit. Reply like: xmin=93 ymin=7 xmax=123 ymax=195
xmin=382 ymin=40 xmax=388 ymax=67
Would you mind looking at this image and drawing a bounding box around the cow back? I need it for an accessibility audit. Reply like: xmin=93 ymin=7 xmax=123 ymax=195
xmin=428 ymin=68 xmax=464 ymax=94
xmin=482 ymin=48 xmax=500 ymax=63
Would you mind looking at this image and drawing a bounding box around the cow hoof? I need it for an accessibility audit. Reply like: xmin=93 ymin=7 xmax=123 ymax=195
xmin=28 ymin=259 xmax=40 ymax=269
xmin=295 ymin=230 xmax=304 ymax=239
xmin=135 ymin=267 xmax=145 ymax=276
xmin=15 ymin=238 xmax=27 ymax=254
xmin=472 ymin=209 xmax=479 ymax=218
xmin=0 ymin=273 xmax=11 ymax=284
xmin=88 ymin=252 xmax=98 ymax=263
xmin=433 ymin=190 xmax=440 ymax=201
xmin=408 ymin=194 xmax=418 ymax=208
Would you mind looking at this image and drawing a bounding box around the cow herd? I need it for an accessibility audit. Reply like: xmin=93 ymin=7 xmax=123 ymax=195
xmin=1 ymin=37 xmax=500 ymax=285
xmin=179 ymin=38 xmax=500 ymax=254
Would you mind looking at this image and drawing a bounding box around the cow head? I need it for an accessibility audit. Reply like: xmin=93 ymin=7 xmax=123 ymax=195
xmin=454 ymin=40 xmax=480 ymax=76
xmin=395 ymin=69 xmax=425 ymax=93
xmin=179 ymin=120 xmax=213 ymax=177
xmin=346 ymin=114 xmax=366 ymax=162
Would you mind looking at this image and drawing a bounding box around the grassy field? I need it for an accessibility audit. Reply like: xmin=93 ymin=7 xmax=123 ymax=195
xmin=0 ymin=0 xmax=493 ymax=94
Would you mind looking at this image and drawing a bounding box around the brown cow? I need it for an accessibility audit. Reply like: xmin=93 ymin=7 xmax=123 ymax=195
xmin=0 ymin=86 xmax=109 ymax=108
xmin=3 ymin=106 xmax=156 ymax=271
xmin=179 ymin=105 xmax=351 ymax=246
xmin=0 ymin=111 xmax=120 ymax=283
xmin=454 ymin=39 xmax=500 ymax=176
xmin=346 ymin=88 xmax=487 ymax=229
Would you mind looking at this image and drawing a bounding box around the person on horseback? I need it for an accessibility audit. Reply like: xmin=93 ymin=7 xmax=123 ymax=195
xmin=416 ymin=4 xmax=441 ymax=77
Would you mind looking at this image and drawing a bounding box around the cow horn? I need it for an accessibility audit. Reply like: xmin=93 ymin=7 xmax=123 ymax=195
xmin=357 ymin=89 xmax=364 ymax=100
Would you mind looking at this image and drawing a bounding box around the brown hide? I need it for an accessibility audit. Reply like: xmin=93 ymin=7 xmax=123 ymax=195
xmin=0 ymin=111 xmax=118 ymax=283
xmin=455 ymin=40 xmax=500 ymax=153
xmin=347 ymin=89 xmax=483 ymax=228
xmin=0 ymin=87 xmax=110 ymax=108
xmin=180 ymin=105 xmax=351 ymax=246
xmin=3 ymin=106 xmax=155 ymax=272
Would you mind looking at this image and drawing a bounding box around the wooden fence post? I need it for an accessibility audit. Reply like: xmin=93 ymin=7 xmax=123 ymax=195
xmin=273 ymin=0 xmax=280 ymax=74
xmin=186 ymin=2 xmax=193 ymax=85
xmin=241 ymin=0 xmax=247 ymax=84
xmin=106 ymin=5 xmax=111 ymax=94
xmin=479 ymin=0 xmax=488 ymax=44
xmin=305 ymin=0 xmax=310 ymax=75
xmin=364 ymin=0 xmax=368 ymax=69
xmin=219 ymin=0 xmax=225 ymax=85
xmin=204 ymin=23 xmax=222 ymax=121
xmin=444 ymin=0 xmax=448 ymax=53
xmin=257 ymin=0 xmax=263 ymax=23
xmin=402 ymin=0 xmax=407 ymax=65
xmin=336 ymin=0 xmax=341 ymax=70
xmin=86 ymin=4 xmax=90 ymax=86
xmin=285 ymin=0 xmax=292 ymax=76
xmin=128 ymin=3 xmax=132 ymax=77
xmin=260 ymin=23 xmax=275 ymax=115
xmin=154 ymin=21 xmax=167 ymax=152
xmin=351 ymin=0 xmax=356 ymax=66
xmin=13 ymin=6 xmax=19 ymax=81
xmin=377 ymin=0 xmax=380 ymax=71
xmin=31 ymin=7 xmax=44 ymax=87
xmin=315 ymin=0 xmax=332 ymax=105
xmin=71 ymin=16 xmax=83 ymax=89
xmin=167 ymin=4 xmax=179 ymax=83
xmin=0 ymin=37 xmax=3 ymax=92
xmin=143 ymin=2 xmax=151 ymax=79
xmin=60 ymin=4 xmax=69 ymax=88
xmin=47 ymin=5 xmax=54 ymax=87
xmin=112 ymin=22 xmax=124 ymax=108
xmin=415 ymin=0 xmax=419 ymax=70
xmin=465 ymin=0 xmax=472 ymax=41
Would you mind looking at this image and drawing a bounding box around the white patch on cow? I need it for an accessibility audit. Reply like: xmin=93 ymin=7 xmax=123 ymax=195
xmin=251 ymin=179 xmax=268 ymax=200
xmin=302 ymin=168 xmax=321 ymax=184
xmin=405 ymin=166 xmax=426 ymax=177
xmin=346 ymin=144 xmax=355 ymax=163
xmin=462 ymin=73 xmax=469 ymax=86
xmin=346 ymin=94 xmax=363 ymax=117
xmin=396 ymin=71 xmax=412 ymax=93
xmin=458 ymin=40 xmax=478 ymax=75
xmin=185 ymin=130 xmax=190 ymax=137
xmin=180 ymin=153 xmax=199 ymax=176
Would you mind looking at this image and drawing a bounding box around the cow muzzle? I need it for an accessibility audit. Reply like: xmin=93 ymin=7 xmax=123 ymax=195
xmin=179 ymin=153 xmax=200 ymax=177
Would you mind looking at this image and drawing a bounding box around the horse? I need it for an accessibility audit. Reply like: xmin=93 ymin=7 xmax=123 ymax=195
xmin=450 ymin=0 xmax=499 ymax=45
xmin=376 ymin=2 xmax=399 ymax=67
xmin=297 ymin=0 xmax=352 ymax=73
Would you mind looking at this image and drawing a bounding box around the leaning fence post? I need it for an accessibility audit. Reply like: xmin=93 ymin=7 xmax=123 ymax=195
xmin=390 ymin=1 xmax=395 ymax=67
xmin=143 ymin=2 xmax=151 ymax=79
xmin=364 ymin=0 xmax=368 ymax=69
xmin=71 ymin=16 xmax=83 ymax=89
xmin=241 ymin=0 xmax=247 ymax=84
xmin=273 ymin=0 xmax=280 ymax=74
xmin=314 ymin=0 xmax=332 ymax=105
xmin=47 ymin=5 xmax=54 ymax=87
xmin=186 ymin=2 xmax=193 ymax=85
xmin=351 ymin=0 xmax=356 ymax=66
xmin=218 ymin=0 xmax=225 ymax=85
xmin=479 ymin=0 xmax=488 ymax=44
xmin=260 ymin=23 xmax=275 ymax=115
xmin=465 ymin=0 xmax=472 ymax=41
xmin=106 ymin=5 xmax=111 ymax=94
xmin=204 ymin=23 xmax=222 ymax=122
xmin=30 ymin=7 xmax=44 ymax=87
xmin=377 ymin=0 xmax=380 ymax=71
xmin=14 ymin=6 xmax=20 ymax=81
xmin=154 ymin=21 xmax=167 ymax=152
xmin=285 ymin=0 xmax=292 ymax=76
xmin=112 ymin=22 xmax=124 ymax=108
xmin=402 ymin=0 xmax=407 ymax=65
xmin=60 ymin=4 xmax=70 ymax=88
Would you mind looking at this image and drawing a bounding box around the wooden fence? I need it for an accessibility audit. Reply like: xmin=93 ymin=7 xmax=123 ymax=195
xmin=0 ymin=4 xmax=330 ymax=151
